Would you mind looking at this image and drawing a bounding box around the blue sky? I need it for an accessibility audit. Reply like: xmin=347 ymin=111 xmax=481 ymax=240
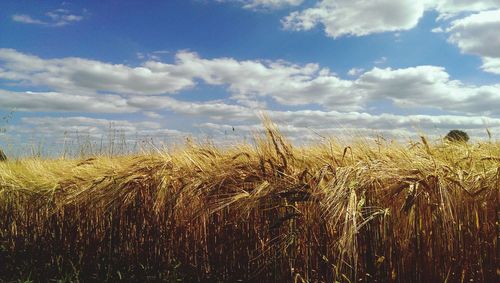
xmin=1 ymin=0 xmax=500 ymax=154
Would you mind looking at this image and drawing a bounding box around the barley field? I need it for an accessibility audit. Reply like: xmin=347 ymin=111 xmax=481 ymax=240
xmin=0 ymin=122 xmax=498 ymax=282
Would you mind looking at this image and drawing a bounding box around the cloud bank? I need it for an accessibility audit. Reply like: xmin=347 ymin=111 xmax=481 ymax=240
xmin=1 ymin=48 xmax=499 ymax=145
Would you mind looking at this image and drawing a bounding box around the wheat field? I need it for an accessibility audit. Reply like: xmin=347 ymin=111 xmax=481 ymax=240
xmin=0 ymin=121 xmax=498 ymax=282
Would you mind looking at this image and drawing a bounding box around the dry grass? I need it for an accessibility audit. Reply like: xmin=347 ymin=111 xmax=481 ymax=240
xmin=0 ymin=121 xmax=498 ymax=282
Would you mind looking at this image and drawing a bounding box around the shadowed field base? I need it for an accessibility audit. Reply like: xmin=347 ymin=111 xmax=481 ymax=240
xmin=0 ymin=124 xmax=498 ymax=282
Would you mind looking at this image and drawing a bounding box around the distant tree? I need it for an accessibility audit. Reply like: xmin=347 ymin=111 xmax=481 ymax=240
xmin=445 ymin=130 xmax=469 ymax=143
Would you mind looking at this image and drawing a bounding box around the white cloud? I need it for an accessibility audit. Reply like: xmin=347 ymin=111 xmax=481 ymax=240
xmin=445 ymin=9 xmax=500 ymax=74
xmin=279 ymin=0 xmax=500 ymax=38
xmin=166 ymin=52 xmax=362 ymax=110
xmin=12 ymin=8 xmax=86 ymax=27
xmin=18 ymin=116 xmax=186 ymax=140
xmin=136 ymin=50 xmax=170 ymax=61
xmin=481 ymin=57 xmax=500 ymax=74
xmin=5 ymin=116 xmax=187 ymax=155
xmin=447 ymin=10 xmax=500 ymax=58
xmin=428 ymin=0 xmax=500 ymax=19
xmin=0 ymin=48 xmax=196 ymax=95
xmin=282 ymin=0 xmax=425 ymax=38
xmin=0 ymin=49 xmax=360 ymax=111
xmin=144 ymin=53 xmax=500 ymax=115
xmin=8 ymin=109 xmax=499 ymax=151
xmin=2 ymin=49 xmax=500 ymax=116
xmin=128 ymin=96 xmax=256 ymax=121
xmin=12 ymin=14 xmax=47 ymax=25
xmin=268 ymin=109 xmax=500 ymax=132
xmin=199 ymin=109 xmax=500 ymax=142
xmin=131 ymin=79 xmax=500 ymax=140
xmin=431 ymin=27 xmax=445 ymax=33
xmin=347 ymin=68 xmax=364 ymax=76
xmin=0 ymin=90 xmax=135 ymax=113
xmin=21 ymin=116 xmax=160 ymax=135
xmin=357 ymin=66 xmax=500 ymax=115
xmin=221 ymin=0 xmax=304 ymax=10
xmin=143 ymin=111 xmax=164 ymax=119
xmin=374 ymin=56 xmax=388 ymax=65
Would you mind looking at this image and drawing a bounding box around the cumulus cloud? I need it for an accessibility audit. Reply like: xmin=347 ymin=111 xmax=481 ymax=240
xmin=0 ymin=49 xmax=363 ymax=111
xmin=279 ymin=0 xmax=500 ymax=38
xmin=162 ymin=52 xmax=362 ymax=110
xmin=447 ymin=10 xmax=500 ymax=58
xmin=250 ymin=0 xmax=500 ymax=78
xmin=356 ymin=66 xmax=500 ymax=115
xmin=445 ymin=9 xmax=500 ymax=74
xmin=12 ymin=8 xmax=86 ymax=27
xmin=2 ymin=49 xmax=500 ymax=116
xmin=0 ymin=48 xmax=196 ymax=95
xmin=127 ymin=65 xmax=500 ymax=120
xmin=282 ymin=0 xmax=425 ymax=37
xmin=1 ymin=48 xmax=499 ymax=146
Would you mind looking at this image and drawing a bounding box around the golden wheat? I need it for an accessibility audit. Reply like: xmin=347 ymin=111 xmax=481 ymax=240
xmin=0 ymin=122 xmax=498 ymax=282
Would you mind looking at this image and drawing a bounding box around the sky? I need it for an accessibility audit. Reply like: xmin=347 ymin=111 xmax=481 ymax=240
xmin=1 ymin=0 xmax=500 ymax=154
